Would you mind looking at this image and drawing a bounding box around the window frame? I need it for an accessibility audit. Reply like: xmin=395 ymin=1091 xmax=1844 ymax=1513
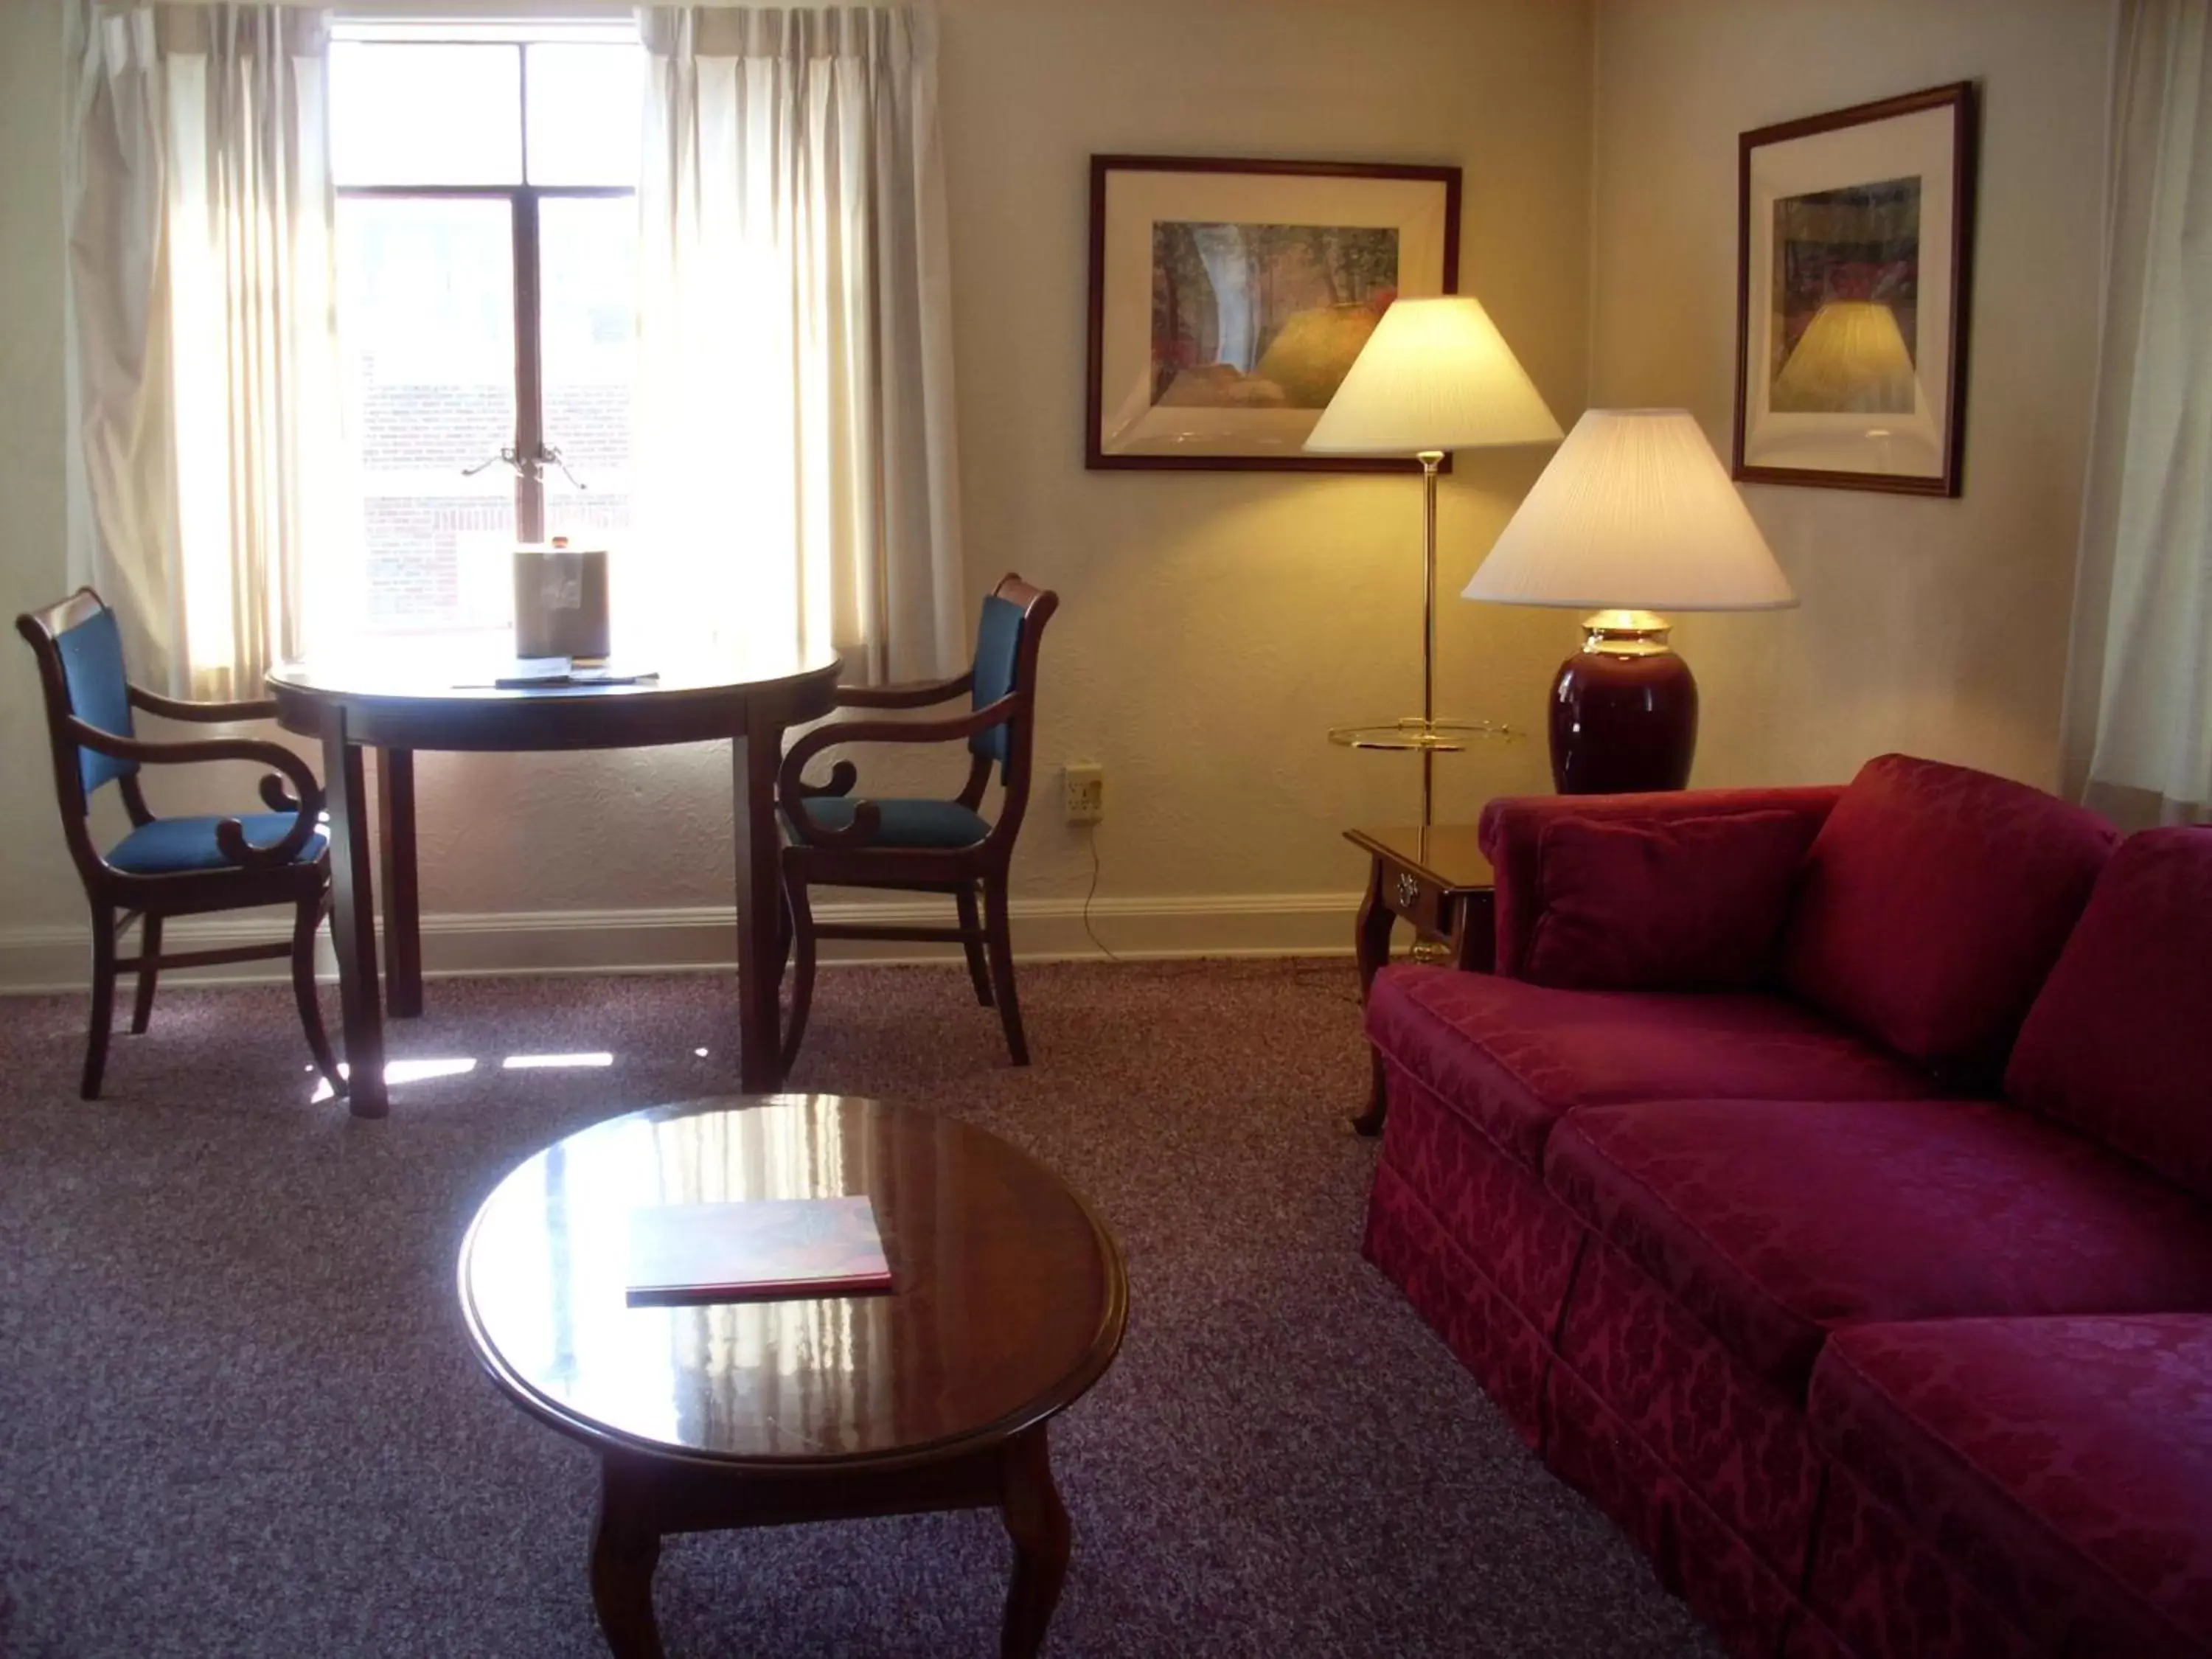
xmin=333 ymin=29 xmax=638 ymax=545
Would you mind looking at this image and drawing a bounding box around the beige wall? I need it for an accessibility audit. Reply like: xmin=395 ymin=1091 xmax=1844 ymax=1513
xmin=0 ymin=0 xmax=1592 ymax=983
xmin=1589 ymin=0 xmax=2115 ymax=792
xmin=0 ymin=0 xmax=2124 ymax=984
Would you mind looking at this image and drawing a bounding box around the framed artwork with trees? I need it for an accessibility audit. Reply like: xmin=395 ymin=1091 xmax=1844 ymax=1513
xmin=1085 ymin=155 xmax=1462 ymax=472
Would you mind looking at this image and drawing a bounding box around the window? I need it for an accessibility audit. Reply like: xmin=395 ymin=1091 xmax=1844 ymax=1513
xmin=330 ymin=23 xmax=642 ymax=634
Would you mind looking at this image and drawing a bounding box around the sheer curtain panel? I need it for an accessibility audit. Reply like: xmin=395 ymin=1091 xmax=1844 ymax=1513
xmin=635 ymin=5 xmax=965 ymax=681
xmin=66 ymin=2 xmax=346 ymax=699
xmin=2063 ymin=0 xmax=2212 ymax=827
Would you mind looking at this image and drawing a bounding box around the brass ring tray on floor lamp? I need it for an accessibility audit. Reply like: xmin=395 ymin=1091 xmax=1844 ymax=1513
xmin=1326 ymin=717 xmax=1516 ymax=753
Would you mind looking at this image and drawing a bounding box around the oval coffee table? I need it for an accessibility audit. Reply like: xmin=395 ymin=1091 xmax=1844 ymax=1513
xmin=458 ymin=1095 xmax=1127 ymax=1658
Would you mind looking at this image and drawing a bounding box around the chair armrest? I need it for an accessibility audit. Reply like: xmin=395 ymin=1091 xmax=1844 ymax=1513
xmin=777 ymin=696 xmax=1018 ymax=848
xmin=1479 ymin=785 xmax=1844 ymax=979
xmin=128 ymin=684 xmax=280 ymax=723
xmin=831 ymin=671 xmax=974 ymax=710
xmin=64 ymin=718 xmax=326 ymax=870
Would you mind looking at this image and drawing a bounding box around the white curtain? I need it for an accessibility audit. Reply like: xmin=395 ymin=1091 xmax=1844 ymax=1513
xmin=2063 ymin=0 xmax=2212 ymax=827
xmin=635 ymin=4 xmax=965 ymax=681
xmin=65 ymin=1 xmax=346 ymax=700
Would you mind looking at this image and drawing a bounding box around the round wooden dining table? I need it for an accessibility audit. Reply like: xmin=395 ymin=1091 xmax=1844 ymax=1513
xmin=268 ymin=639 xmax=842 ymax=1118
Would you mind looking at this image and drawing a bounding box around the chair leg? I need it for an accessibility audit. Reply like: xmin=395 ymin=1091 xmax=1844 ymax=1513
xmin=293 ymin=896 xmax=346 ymax=1098
xmin=129 ymin=913 xmax=162 ymax=1035
xmin=982 ymin=873 xmax=1029 ymax=1066
xmin=83 ymin=905 xmax=118 ymax=1100
xmin=955 ymin=882 xmax=994 ymax=1006
xmin=779 ymin=874 xmax=818 ymax=1076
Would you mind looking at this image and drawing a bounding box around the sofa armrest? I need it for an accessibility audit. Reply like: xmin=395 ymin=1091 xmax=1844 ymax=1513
xmin=1479 ymin=786 xmax=1844 ymax=979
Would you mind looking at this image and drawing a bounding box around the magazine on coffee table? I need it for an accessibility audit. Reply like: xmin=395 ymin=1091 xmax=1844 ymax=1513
xmin=625 ymin=1196 xmax=891 ymax=1306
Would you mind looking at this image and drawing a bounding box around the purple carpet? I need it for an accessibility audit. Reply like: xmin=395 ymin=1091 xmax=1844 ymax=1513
xmin=0 ymin=961 xmax=1718 ymax=1657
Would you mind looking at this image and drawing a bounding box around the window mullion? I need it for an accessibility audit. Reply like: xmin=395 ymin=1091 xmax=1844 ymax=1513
xmin=512 ymin=185 xmax=545 ymax=542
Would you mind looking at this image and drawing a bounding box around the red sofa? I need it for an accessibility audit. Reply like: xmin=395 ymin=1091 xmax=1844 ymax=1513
xmin=1360 ymin=754 xmax=2212 ymax=1659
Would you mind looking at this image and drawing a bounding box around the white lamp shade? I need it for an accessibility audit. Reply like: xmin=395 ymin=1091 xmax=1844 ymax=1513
xmin=1461 ymin=408 xmax=1798 ymax=612
xmin=1304 ymin=296 xmax=1563 ymax=454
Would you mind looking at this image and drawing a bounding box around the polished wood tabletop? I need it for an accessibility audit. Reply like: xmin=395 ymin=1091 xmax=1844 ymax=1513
xmin=268 ymin=635 xmax=843 ymax=751
xmin=459 ymin=1095 xmax=1127 ymax=1658
xmin=268 ymin=636 xmax=843 ymax=1117
xmin=459 ymin=1095 xmax=1128 ymax=1465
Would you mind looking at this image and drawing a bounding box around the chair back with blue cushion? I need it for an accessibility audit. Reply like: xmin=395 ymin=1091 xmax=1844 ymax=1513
xmin=17 ymin=590 xmax=153 ymax=881
xmin=969 ymin=592 xmax=1026 ymax=782
xmin=52 ymin=600 xmax=139 ymax=801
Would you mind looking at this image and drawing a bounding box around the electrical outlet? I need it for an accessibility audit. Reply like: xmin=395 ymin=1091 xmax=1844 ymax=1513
xmin=1062 ymin=762 xmax=1105 ymax=824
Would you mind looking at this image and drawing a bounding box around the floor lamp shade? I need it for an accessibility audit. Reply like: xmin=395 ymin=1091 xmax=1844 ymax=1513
xmin=1462 ymin=409 xmax=1797 ymax=793
xmin=1304 ymin=297 xmax=1564 ymax=454
xmin=1304 ymin=296 xmax=1563 ymax=827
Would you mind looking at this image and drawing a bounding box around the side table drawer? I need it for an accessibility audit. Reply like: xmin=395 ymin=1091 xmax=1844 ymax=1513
xmin=1384 ymin=866 xmax=1456 ymax=939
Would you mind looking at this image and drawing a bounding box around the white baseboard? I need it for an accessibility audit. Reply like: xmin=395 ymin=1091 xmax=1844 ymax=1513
xmin=0 ymin=891 xmax=1362 ymax=994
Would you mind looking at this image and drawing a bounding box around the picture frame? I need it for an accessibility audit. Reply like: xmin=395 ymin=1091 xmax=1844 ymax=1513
xmin=1732 ymin=83 xmax=1978 ymax=495
xmin=1085 ymin=155 xmax=1462 ymax=473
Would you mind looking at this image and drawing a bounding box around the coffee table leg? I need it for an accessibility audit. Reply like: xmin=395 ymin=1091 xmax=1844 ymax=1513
xmin=590 ymin=1459 xmax=667 ymax=1659
xmin=999 ymin=1425 xmax=1069 ymax=1659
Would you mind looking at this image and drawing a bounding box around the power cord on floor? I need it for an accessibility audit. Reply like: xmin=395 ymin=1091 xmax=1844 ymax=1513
xmin=1079 ymin=823 xmax=1124 ymax=964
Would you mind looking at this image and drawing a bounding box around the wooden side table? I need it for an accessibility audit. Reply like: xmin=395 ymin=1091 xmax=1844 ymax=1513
xmin=1346 ymin=825 xmax=1495 ymax=1136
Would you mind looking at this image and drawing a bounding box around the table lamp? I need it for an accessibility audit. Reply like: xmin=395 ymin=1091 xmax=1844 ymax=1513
xmin=1461 ymin=408 xmax=1796 ymax=794
xmin=1305 ymin=295 xmax=1563 ymax=826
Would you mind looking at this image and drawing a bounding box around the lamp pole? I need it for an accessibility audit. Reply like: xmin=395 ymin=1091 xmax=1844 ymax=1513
xmin=1419 ymin=449 xmax=1444 ymax=827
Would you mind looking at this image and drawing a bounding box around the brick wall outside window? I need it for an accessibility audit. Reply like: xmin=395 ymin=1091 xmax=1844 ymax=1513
xmin=356 ymin=372 xmax=633 ymax=627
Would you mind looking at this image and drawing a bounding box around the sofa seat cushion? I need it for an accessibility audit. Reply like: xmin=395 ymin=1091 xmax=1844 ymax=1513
xmin=2008 ymin=827 xmax=2212 ymax=1203
xmin=1365 ymin=964 xmax=1942 ymax=1174
xmin=1781 ymin=754 xmax=2115 ymax=1085
xmin=1810 ymin=1315 xmax=2212 ymax=1655
xmin=107 ymin=812 xmax=327 ymax=874
xmin=1545 ymin=1096 xmax=2212 ymax=1394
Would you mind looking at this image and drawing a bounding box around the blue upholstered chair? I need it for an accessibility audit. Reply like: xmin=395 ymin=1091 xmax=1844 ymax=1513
xmin=776 ymin=574 xmax=1059 ymax=1068
xmin=15 ymin=589 xmax=341 ymax=1099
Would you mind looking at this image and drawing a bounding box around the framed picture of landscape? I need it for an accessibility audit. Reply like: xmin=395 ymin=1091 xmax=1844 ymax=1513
xmin=1733 ymin=83 xmax=1978 ymax=495
xmin=1085 ymin=155 xmax=1461 ymax=471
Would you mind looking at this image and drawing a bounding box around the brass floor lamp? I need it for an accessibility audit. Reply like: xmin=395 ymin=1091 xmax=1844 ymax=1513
xmin=1306 ymin=296 xmax=1564 ymax=826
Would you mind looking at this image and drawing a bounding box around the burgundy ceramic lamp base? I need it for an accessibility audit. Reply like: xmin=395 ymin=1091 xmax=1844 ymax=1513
xmin=1548 ymin=611 xmax=1700 ymax=794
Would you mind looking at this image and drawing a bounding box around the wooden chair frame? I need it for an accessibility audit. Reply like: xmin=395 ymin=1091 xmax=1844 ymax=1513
xmin=775 ymin=576 xmax=1059 ymax=1068
xmin=16 ymin=589 xmax=343 ymax=1099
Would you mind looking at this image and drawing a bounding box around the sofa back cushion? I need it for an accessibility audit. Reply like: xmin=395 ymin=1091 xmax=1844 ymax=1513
xmin=2006 ymin=828 xmax=2212 ymax=1201
xmin=1523 ymin=809 xmax=1820 ymax=991
xmin=1781 ymin=754 xmax=2116 ymax=1080
xmin=1480 ymin=785 xmax=1843 ymax=979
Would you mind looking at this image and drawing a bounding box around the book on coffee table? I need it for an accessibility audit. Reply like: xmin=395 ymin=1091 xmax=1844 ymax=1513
xmin=625 ymin=1196 xmax=892 ymax=1306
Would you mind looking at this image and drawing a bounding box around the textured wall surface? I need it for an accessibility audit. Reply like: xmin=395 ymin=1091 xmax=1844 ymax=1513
xmin=1587 ymin=0 xmax=2115 ymax=793
xmin=0 ymin=0 xmax=1593 ymax=973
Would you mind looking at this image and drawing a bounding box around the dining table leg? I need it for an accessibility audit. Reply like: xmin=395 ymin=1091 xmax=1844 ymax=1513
xmin=377 ymin=747 xmax=424 ymax=1020
xmin=322 ymin=710 xmax=388 ymax=1119
xmin=731 ymin=706 xmax=785 ymax=1093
